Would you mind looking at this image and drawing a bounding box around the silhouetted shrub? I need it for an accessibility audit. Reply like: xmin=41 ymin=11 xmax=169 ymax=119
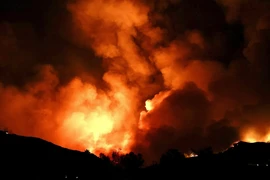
xmin=120 ymin=152 xmax=144 ymax=169
xmin=110 ymin=151 xmax=144 ymax=170
xmin=112 ymin=151 xmax=121 ymax=165
xmin=160 ymin=149 xmax=185 ymax=168
xmin=192 ymin=147 xmax=213 ymax=158
xmin=100 ymin=153 xmax=112 ymax=165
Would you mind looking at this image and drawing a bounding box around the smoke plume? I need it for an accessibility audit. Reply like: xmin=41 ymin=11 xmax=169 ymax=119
xmin=0 ymin=0 xmax=270 ymax=163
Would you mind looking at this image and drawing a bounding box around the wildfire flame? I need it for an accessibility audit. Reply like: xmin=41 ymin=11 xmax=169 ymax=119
xmin=0 ymin=0 xmax=270 ymax=162
xmin=242 ymin=130 xmax=270 ymax=143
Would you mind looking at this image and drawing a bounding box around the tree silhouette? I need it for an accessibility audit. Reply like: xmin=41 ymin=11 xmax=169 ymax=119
xmin=119 ymin=152 xmax=144 ymax=170
xmin=99 ymin=153 xmax=113 ymax=169
xmin=110 ymin=151 xmax=144 ymax=170
xmin=0 ymin=128 xmax=10 ymax=134
xmin=192 ymin=147 xmax=213 ymax=158
xmin=100 ymin=153 xmax=111 ymax=164
xmin=160 ymin=149 xmax=185 ymax=168
xmin=111 ymin=151 xmax=121 ymax=165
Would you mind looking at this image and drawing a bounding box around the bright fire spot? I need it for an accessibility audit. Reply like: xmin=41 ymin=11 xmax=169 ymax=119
xmin=64 ymin=111 xmax=113 ymax=142
xmin=139 ymin=91 xmax=172 ymax=130
xmin=57 ymin=78 xmax=134 ymax=155
xmin=184 ymin=152 xmax=198 ymax=158
xmin=242 ymin=129 xmax=270 ymax=143
xmin=145 ymin=100 xmax=153 ymax=112
xmin=147 ymin=91 xmax=171 ymax=111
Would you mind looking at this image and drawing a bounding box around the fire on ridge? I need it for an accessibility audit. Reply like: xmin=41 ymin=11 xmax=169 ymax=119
xmin=0 ymin=0 xmax=270 ymax=163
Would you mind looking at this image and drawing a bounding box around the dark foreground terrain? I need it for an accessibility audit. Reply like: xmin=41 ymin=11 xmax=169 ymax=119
xmin=0 ymin=130 xmax=270 ymax=180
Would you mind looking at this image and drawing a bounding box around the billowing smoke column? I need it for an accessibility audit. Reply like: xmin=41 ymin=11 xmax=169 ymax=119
xmin=0 ymin=0 xmax=270 ymax=162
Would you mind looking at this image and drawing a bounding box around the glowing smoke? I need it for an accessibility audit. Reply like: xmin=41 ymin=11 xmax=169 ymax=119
xmin=0 ymin=0 xmax=270 ymax=163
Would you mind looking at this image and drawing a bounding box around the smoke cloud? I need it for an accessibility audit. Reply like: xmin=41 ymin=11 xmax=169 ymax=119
xmin=0 ymin=0 xmax=270 ymax=163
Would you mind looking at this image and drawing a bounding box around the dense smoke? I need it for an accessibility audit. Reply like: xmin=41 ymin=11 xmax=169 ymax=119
xmin=0 ymin=0 xmax=270 ymax=163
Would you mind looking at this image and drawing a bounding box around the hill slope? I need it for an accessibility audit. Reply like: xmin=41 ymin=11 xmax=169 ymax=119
xmin=1 ymin=130 xmax=270 ymax=179
xmin=0 ymin=131 xmax=110 ymax=179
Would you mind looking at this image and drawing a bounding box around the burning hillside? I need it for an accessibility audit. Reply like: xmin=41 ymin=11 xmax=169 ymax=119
xmin=0 ymin=0 xmax=270 ymax=162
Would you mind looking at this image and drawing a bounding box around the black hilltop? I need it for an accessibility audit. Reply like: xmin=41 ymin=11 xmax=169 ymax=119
xmin=1 ymin=130 xmax=270 ymax=180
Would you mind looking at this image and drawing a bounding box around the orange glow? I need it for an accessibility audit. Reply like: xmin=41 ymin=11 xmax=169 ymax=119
xmin=144 ymin=91 xmax=172 ymax=113
xmin=184 ymin=152 xmax=198 ymax=158
xmin=242 ymin=129 xmax=270 ymax=143
xmin=56 ymin=77 xmax=136 ymax=154
xmin=1 ymin=0 xmax=270 ymax=162
xmin=139 ymin=91 xmax=172 ymax=130
xmin=145 ymin=100 xmax=153 ymax=112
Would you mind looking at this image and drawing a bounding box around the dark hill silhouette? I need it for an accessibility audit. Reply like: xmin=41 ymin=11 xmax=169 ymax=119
xmin=0 ymin=130 xmax=111 ymax=179
xmin=221 ymin=141 xmax=270 ymax=165
xmin=1 ymin=130 xmax=270 ymax=179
